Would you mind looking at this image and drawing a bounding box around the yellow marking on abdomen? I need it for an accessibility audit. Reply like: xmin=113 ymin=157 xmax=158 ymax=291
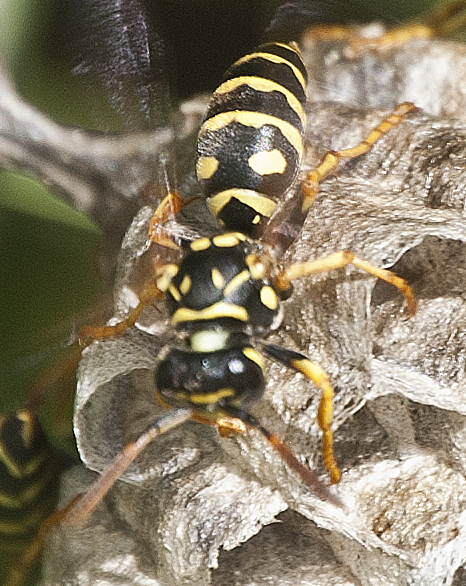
xmin=208 ymin=189 xmax=277 ymax=218
xmin=248 ymin=149 xmax=287 ymax=176
xmin=197 ymin=156 xmax=219 ymax=180
xmin=200 ymin=111 xmax=303 ymax=154
xmin=185 ymin=388 xmax=235 ymax=405
xmin=215 ymin=76 xmax=306 ymax=124
xmin=242 ymin=347 xmax=265 ymax=370
xmin=233 ymin=51 xmax=307 ymax=94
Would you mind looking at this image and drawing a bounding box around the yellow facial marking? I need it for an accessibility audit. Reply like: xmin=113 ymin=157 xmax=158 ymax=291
xmin=179 ymin=275 xmax=192 ymax=295
xmin=186 ymin=388 xmax=235 ymax=405
xmin=200 ymin=111 xmax=303 ymax=154
xmin=211 ymin=268 xmax=225 ymax=289
xmin=171 ymin=302 xmax=248 ymax=325
xmin=242 ymin=347 xmax=265 ymax=370
xmin=260 ymin=286 xmax=278 ymax=310
xmin=191 ymin=237 xmax=212 ymax=251
xmin=156 ymin=264 xmax=179 ymax=292
xmin=248 ymin=149 xmax=287 ymax=176
xmin=196 ymin=156 xmax=219 ymax=180
xmin=223 ymin=270 xmax=250 ymax=297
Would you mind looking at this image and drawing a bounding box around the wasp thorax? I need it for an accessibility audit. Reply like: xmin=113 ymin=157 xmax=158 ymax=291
xmin=165 ymin=233 xmax=283 ymax=336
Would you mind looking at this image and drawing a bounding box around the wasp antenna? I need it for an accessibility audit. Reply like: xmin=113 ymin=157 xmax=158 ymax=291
xmin=62 ymin=408 xmax=192 ymax=526
xmin=253 ymin=421 xmax=343 ymax=508
xmin=219 ymin=405 xmax=343 ymax=507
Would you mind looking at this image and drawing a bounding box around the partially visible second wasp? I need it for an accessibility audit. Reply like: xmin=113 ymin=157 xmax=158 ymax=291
xmin=0 ymin=408 xmax=70 ymax=585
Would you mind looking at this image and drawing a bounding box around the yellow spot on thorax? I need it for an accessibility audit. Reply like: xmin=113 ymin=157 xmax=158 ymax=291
xmin=212 ymin=233 xmax=245 ymax=248
xmin=260 ymin=286 xmax=278 ymax=310
xmin=211 ymin=268 xmax=225 ymax=289
xmin=179 ymin=274 xmax=192 ymax=295
xmin=190 ymin=237 xmax=212 ymax=251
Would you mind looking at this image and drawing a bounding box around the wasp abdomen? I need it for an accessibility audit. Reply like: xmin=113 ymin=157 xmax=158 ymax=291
xmin=0 ymin=411 xmax=60 ymax=550
xmin=196 ymin=42 xmax=308 ymax=238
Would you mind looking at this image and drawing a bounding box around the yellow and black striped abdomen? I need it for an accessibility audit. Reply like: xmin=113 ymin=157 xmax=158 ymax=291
xmin=0 ymin=411 xmax=61 ymax=553
xmin=196 ymin=42 xmax=308 ymax=239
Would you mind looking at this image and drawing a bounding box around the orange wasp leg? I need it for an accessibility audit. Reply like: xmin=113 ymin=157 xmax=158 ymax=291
xmin=78 ymin=282 xmax=164 ymax=345
xmin=342 ymin=0 xmax=466 ymax=56
xmin=79 ymin=191 xmax=199 ymax=345
xmin=276 ymin=249 xmax=417 ymax=319
xmin=300 ymin=102 xmax=417 ymax=212
xmin=305 ymin=0 xmax=466 ymax=58
xmin=213 ymin=415 xmax=342 ymax=506
xmin=148 ymin=190 xmax=199 ymax=248
xmin=261 ymin=344 xmax=340 ymax=485
xmin=61 ymin=408 xmax=193 ymax=526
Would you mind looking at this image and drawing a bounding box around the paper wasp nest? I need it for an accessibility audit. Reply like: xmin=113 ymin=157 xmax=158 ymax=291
xmin=43 ymin=32 xmax=466 ymax=586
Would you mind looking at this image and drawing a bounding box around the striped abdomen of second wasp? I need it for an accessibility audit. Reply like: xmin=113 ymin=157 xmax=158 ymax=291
xmin=0 ymin=411 xmax=61 ymax=552
xmin=196 ymin=42 xmax=308 ymax=239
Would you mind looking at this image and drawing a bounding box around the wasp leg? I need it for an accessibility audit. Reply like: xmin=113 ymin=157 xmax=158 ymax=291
xmin=343 ymin=24 xmax=433 ymax=58
xmin=148 ymin=190 xmax=199 ymax=249
xmin=343 ymin=0 xmax=466 ymax=57
xmin=261 ymin=344 xmax=341 ymax=485
xmin=79 ymin=282 xmax=164 ymax=345
xmin=276 ymin=249 xmax=417 ymax=318
xmin=60 ymin=407 xmax=192 ymax=526
xmin=304 ymin=24 xmax=360 ymax=42
xmin=80 ymin=191 xmax=191 ymax=345
xmin=301 ymin=102 xmax=417 ymax=212
xmin=304 ymin=22 xmax=431 ymax=59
